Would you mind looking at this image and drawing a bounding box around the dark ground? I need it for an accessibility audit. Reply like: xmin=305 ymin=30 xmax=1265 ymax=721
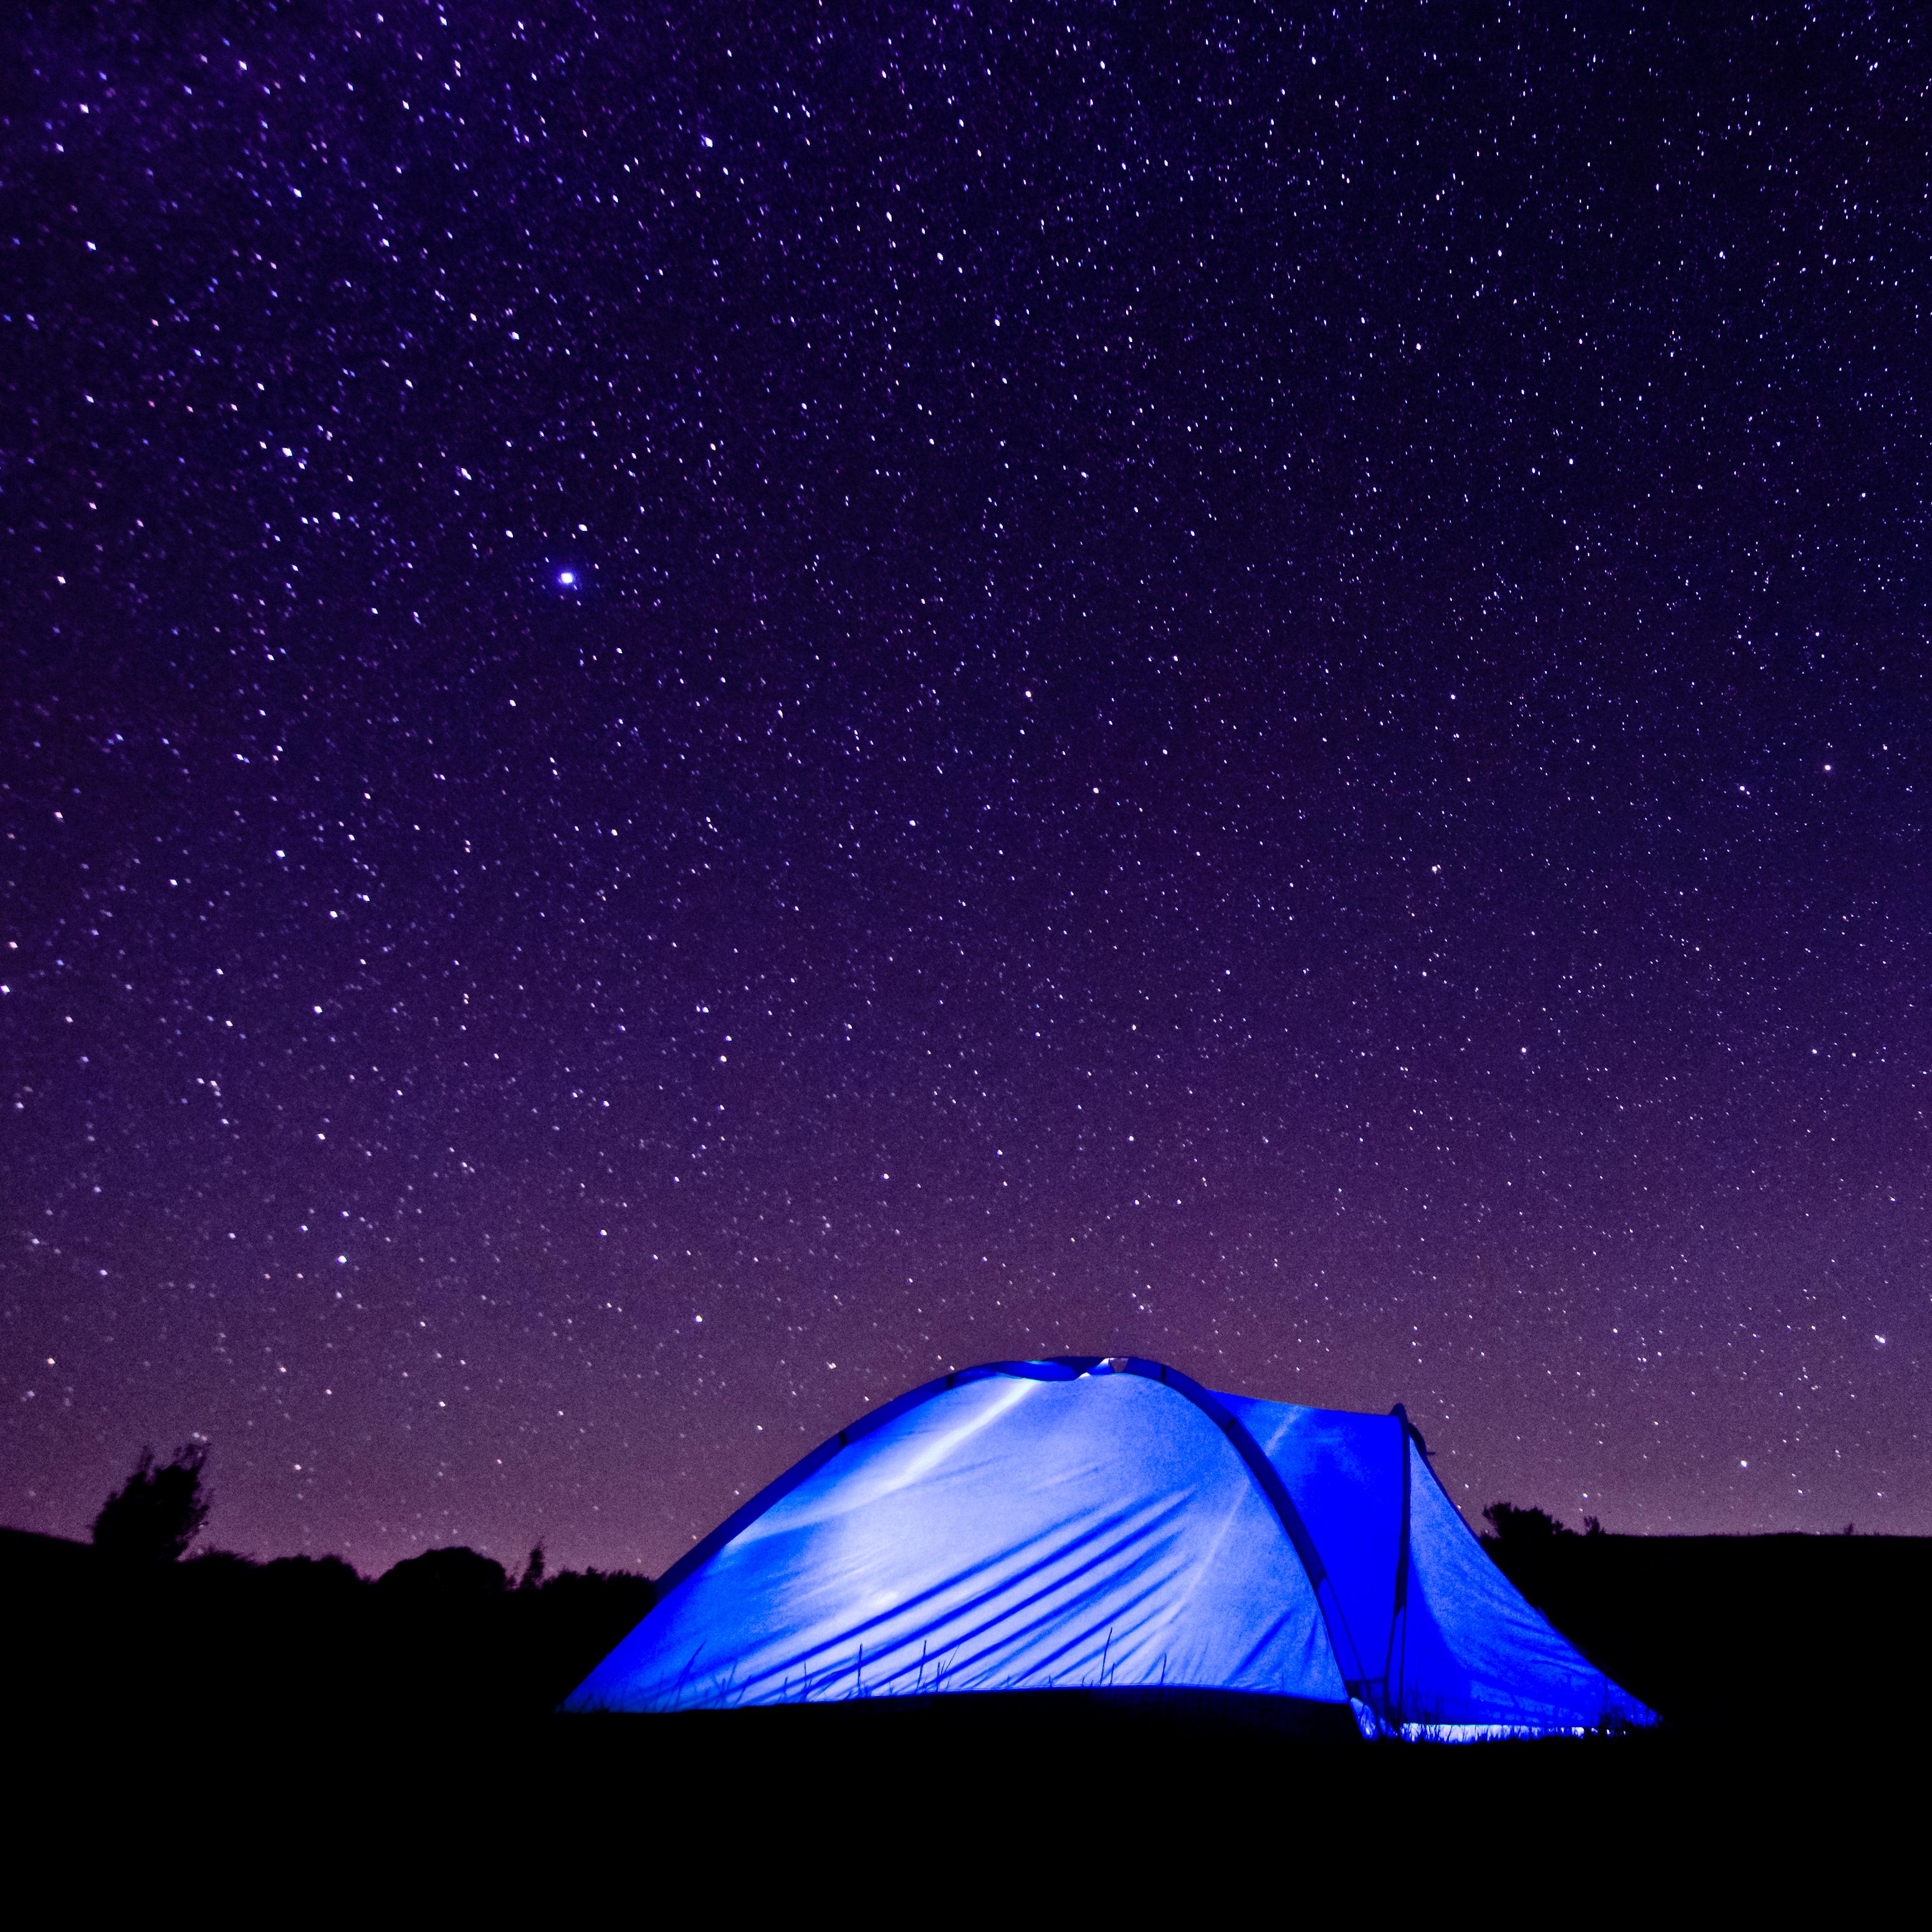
xmin=7 ymin=1527 xmax=1914 ymax=1891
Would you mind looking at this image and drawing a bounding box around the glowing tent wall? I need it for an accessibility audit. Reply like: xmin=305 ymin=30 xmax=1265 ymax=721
xmin=567 ymin=1357 xmax=1652 ymax=1737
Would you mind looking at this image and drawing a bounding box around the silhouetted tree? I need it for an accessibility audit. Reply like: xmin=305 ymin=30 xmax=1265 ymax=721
xmin=1481 ymin=1501 xmax=1576 ymax=1547
xmin=518 ymin=1541 xmax=547 ymax=1592
xmin=92 ymin=1442 xmax=211 ymax=1565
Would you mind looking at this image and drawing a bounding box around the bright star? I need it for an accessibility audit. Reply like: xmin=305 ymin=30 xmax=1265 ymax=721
xmin=558 ymin=569 xmax=577 ymax=587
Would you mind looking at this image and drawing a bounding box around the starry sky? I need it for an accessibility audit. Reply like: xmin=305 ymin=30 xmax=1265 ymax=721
xmin=4 ymin=2 xmax=1928 ymax=1575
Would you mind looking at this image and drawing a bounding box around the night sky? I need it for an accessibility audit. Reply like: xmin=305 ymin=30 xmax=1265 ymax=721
xmin=5 ymin=3 xmax=1928 ymax=1577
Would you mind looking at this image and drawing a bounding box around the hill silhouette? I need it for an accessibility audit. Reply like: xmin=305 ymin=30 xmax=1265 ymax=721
xmin=4 ymin=1506 xmax=1928 ymax=1738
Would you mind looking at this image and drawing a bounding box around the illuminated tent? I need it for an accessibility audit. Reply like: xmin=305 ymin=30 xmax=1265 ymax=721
xmin=568 ymin=1357 xmax=1652 ymax=1737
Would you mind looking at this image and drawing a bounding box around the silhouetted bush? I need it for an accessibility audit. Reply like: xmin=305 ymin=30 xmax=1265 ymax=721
xmin=1480 ymin=1501 xmax=1576 ymax=1548
xmin=374 ymin=1544 xmax=510 ymax=1608
xmin=92 ymin=1442 xmax=211 ymax=1566
xmin=184 ymin=1547 xmax=259 ymax=1577
xmin=261 ymin=1551 xmax=364 ymax=1592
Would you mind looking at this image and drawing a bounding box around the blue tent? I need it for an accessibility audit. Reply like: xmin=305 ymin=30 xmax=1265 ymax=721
xmin=568 ymin=1357 xmax=1652 ymax=1736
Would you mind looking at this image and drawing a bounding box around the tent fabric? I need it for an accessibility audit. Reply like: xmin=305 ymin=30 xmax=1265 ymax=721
xmin=568 ymin=1357 xmax=1653 ymax=1735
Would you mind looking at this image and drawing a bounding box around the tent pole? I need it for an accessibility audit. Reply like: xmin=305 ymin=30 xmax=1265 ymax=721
xmin=1385 ymin=1404 xmax=1413 ymax=1725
